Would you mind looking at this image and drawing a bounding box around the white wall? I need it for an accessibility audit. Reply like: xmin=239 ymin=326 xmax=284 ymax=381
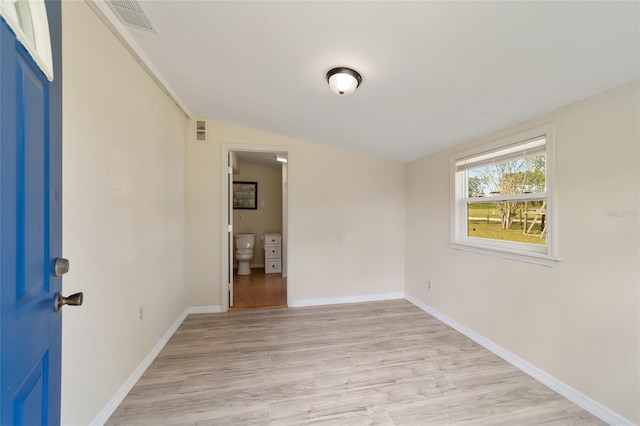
xmin=61 ymin=2 xmax=188 ymax=424
xmin=186 ymin=120 xmax=406 ymax=308
xmin=233 ymin=161 xmax=283 ymax=267
xmin=405 ymin=81 xmax=640 ymax=423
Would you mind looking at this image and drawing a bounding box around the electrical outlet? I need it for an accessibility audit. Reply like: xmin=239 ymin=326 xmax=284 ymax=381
xmin=337 ymin=234 xmax=343 ymax=243
xmin=345 ymin=233 xmax=352 ymax=243
xmin=139 ymin=305 xmax=144 ymax=321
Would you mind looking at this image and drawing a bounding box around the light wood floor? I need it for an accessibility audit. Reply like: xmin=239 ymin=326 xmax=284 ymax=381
xmin=106 ymin=300 xmax=604 ymax=425
xmin=230 ymin=268 xmax=287 ymax=311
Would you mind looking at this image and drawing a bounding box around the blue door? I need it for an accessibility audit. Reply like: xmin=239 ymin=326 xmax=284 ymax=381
xmin=0 ymin=0 xmax=63 ymax=424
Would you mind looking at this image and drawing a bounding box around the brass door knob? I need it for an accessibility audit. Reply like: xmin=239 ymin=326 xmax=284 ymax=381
xmin=55 ymin=292 xmax=83 ymax=312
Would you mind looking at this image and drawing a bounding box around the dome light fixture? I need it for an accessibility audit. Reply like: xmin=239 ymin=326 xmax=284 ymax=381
xmin=326 ymin=67 xmax=362 ymax=96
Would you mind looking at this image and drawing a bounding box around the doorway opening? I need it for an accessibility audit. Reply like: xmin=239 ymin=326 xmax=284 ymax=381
xmin=221 ymin=145 xmax=289 ymax=312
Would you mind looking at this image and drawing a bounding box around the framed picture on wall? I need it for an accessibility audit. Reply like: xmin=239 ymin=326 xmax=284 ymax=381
xmin=233 ymin=181 xmax=258 ymax=209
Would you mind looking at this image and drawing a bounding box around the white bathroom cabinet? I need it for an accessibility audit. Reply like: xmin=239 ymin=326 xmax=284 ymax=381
xmin=263 ymin=233 xmax=282 ymax=274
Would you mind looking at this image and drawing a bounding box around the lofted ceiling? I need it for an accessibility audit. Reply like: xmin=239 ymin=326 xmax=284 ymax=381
xmin=95 ymin=1 xmax=639 ymax=163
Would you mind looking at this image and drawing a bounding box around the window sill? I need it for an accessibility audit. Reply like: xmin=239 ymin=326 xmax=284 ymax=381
xmin=449 ymin=241 xmax=562 ymax=267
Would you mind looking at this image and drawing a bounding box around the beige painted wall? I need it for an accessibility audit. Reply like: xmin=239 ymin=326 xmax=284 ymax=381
xmin=405 ymin=81 xmax=640 ymax=423
xmin=61 ymin=2 xmax=188 ymax=424
xmin=186 ymin=120 xmax=406 ymax=307
xmin=58 ymin=3 xmax=636 ymax=423
xmin=233 ymin=161 xmax=283 ymax=267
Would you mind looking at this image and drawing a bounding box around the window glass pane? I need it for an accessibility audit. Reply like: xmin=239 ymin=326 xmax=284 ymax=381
xmin=467 ymin=200 xmax=547 ymax=245
xmin=467 ymin=153 xmax=545 ymax=197
xmin=8 ymin=0 xmax=35 ymax=46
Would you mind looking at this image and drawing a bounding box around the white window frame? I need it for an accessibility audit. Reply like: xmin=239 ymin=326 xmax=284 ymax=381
xmin=449 ymin=124 xmax=561 ymax=267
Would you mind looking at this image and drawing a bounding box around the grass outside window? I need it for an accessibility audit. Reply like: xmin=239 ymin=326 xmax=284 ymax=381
xmin=467 ymin=202 xmax=546 ymax=245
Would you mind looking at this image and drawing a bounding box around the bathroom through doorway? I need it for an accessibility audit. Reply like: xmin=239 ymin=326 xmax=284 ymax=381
xmin=221 ymin=145 xmax=289 ymax=311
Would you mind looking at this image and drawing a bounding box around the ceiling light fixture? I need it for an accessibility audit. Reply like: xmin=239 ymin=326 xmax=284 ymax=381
xmin=326 ymin=67 xmax=362 ymax=96
xmin=276 ymin=154 xmax=288 ymax=163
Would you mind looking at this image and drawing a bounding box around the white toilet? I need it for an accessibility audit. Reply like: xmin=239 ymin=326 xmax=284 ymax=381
xmin=234 ymin=233 xmax=256 ymax=275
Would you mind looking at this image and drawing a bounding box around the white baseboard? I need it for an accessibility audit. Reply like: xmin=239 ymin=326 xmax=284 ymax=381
xmin=290 ymin=292 xmax=404 ymax=308
xmin=90 ymin=309 xmax=189 ymax=426
xmin=187 ymin=305 xmax=222 ymax=314
xmin=404 ymin=294 xmax=635 ymax=426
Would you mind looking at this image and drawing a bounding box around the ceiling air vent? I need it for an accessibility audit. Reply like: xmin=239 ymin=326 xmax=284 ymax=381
xmin=107 ymin=0 xmax=156 ymax=32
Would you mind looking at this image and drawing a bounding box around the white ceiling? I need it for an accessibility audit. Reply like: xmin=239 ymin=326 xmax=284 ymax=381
xmin=109 ymin=1 xmax=639 ymax=163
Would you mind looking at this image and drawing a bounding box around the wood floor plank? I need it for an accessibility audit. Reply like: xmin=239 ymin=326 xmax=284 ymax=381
xmin=106 ymin=300 xmax=603 ymax=425
xmin=288 ymin=409 xmax=395 ymax=426
xmin=446 ymin=364 xmax=537 ymax=393
xmin=456 ymin=403 xmax=603 ymax=426
xmin=270 ymin=387 xmax=390 ymax=426
xmin=386 ymin=382 xmax=568 ymax=425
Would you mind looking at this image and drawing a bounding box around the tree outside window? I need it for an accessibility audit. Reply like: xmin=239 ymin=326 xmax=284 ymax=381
xmin=469 ymin=154 xmax=545 ymax=231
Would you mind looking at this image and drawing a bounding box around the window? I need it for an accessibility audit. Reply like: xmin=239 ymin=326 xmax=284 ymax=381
xmin=450 ymin=125 xmax=560 ymax=266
